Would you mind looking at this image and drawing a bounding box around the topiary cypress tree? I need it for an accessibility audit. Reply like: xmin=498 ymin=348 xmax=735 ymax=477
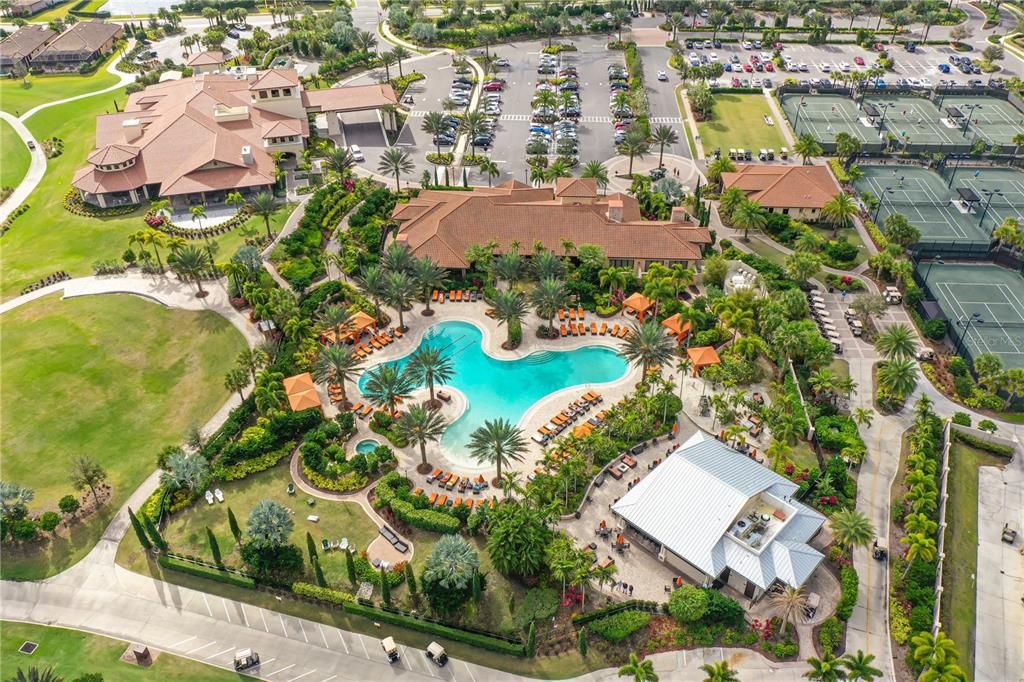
xmin=578 ymin=626 xmax=588 ymax=656
xmin=472 ymin=569 xmax=481 ymax=604
xmin=380 ymin=565 xmax=391 ymax=606
xmin=404 ymin=562 xmax=417 ymax=594
xmin=526 ymin=621 xmax=536 ymax=657
xmin=143 ymin=513 xmax=167 ymax=551
xmin=314 ymin=556 xmax=327 ymax=587
xmin=128 ymin=507 xmax=151 ymax=550
xmin=345 ymin=548 xmax=357 ymax=586
xmin=207 ymin=526 xmax=222 ymax=565
xmin=227 ymin=507 xmax=241 ymax=545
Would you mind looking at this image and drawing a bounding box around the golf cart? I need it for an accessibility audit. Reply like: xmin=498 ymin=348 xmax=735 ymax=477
xmin=1002 ymin=522 xmax=1018 ymax=544
xmin=233 ymin=649 xmax=260 ymax=671
xmin=872 ymin=541 xmax=888 ymax=561
xmin=426 ymin=641 xmax=449 ymax=667
xmin=382 ymin=636 xmax=400 ymax=664
xmin=649 ymin=167 xmax=667 ymax=181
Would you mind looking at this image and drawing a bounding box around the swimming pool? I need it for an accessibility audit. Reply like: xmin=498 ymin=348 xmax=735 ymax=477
xmin=357 ymin=321 xmax=628 ymax=468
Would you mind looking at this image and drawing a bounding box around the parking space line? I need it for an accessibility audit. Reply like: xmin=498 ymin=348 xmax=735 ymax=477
xmin=260 ymin=608 xmax=269 ymax=632
xmin=187 ymin=641 xmax=216 ymax=655
xmin=201 ymin=593 xmax=213 ymax=618
xmin=359 ymin=634 xmax=369 ymax=659
xmin=266 ymin=663 xmax=295 ymax=677
xmin=279 ymin=614 xmax=288 ymax=637
xmin=298 ymin=619 xmax=308 ymax=642
xmin=463 ymin=661 xmax=476 ymax=682
xmin=320 ymin=676 xmax=337 ymax=682
xmin=206 ymin=646 xmax=235 ymax=661
xmin=240 ymin=603 xmax=249 ymax=627
xmin=170 ymin=635 xmax=196 ymax=648
xmin=287 ymin=671 xmax=317 ymax=682
xmin=318 ymin=624 xmax=329 ymax=648
xmin=221 ymin=598 xmax=231 ymax=623
xmin=336 ymin=628 xmax=349 ymax=654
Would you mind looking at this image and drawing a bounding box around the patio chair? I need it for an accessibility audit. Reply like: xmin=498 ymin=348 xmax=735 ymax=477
xmin=321 ymin=539 xmax=330 ymax=551
xmin=591 ymin=322 xmax=598 ymax=335
xmin=600 ymin=323 xmax=608 ymax=335
xmin=577 ymin=306 xmax=584 ymax=319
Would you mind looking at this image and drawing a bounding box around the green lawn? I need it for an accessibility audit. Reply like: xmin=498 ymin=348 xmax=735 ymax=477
xmin=1 ymin=293 xmax=246 ymax=579
xmin=1 ymin=119 xmax=31 ymax=190
xmin=745 ymin=236 xmax=789 ymax=267
xmin=0 ymin=69 xmax=119 ymax=116
xmin=941 ymin=442 xmax=1008 ymax=674
xmin=696 ymin=93 xmax=787 ymax=157
xmin=118 ymin=464 xmax=379 ymax=587
xmin=24 ymin=0 xmax=74 ymax=23
xmin=1 ymin=621 xmax=250 ymax=681
xmin=814 ymin=225 xmax=870 ymax=268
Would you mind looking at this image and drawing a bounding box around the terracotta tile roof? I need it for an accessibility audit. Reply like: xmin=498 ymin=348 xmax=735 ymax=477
xmin=262 ymin=119 xmax=303 ymax=138
xmin=554 ymin=177 xmax=597 ymax=198
xmin=38 ymin=20 xmax=120 ymax=56
xmin=390 ymin=186 xmax=709 ymax=270
xmin=720 ymin=165 xmax=841 ymax=209
xmin=186 ymin=50 xmax=225 ymax=67
xmin=87 ymin=144 xmax=138 ymax=165
xmin=301 ymin=83 xmax=398 ymax=112
xmin=250 ymin=68 xmax=300 ymax=89
xmin=0 ymin=25 xmax=56 ymax=60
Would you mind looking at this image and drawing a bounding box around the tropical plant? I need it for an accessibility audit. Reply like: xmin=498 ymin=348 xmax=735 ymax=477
xmin=842 ymin=650 xmax=883 ymax=681
xmin=900 ymin=532 xmax=937 ymax=576
xmin=732 ymin=199 xmax=768 ymax=241
xmin=530 ymin=277 xmax=565 ymax=335
xmin=878 ymin=357 xmax=919 ymax=401
xmin=68 ymin=455 xmax=107 ymax=506
xmin=160 ymin=451 xmax=208 ymax=493
xmin=493 ymin=289 xmax=528 ymax=347
xmin=406 ymin=345 xmax=455 ymax=406
xmin=599 ymin=266 xmax=630 ymax=298
xmin=468 ymin=418 xmax=527 ymax=483
xmin=493 ymin=251 xmax=524 ymax=291
xmin=875 ymin=323 xmax=917 ymax=360
xmin=911 ymin=630 xmax=959 ymax=667
xmin=249 ymin=191 xmax=279 ymax=239
xmin=411 ymin=256 xmax=447 ymax=315
xmin=830 ymin=508 xmax=875 ymax=549
xmin=768 ymin=585 xmax=808 ymax=636
xmin=650 ymin=125 xmax=679 ymax=167
xmin=804 ymin=652 xmax=848 ymax=681
xmin=821 ymin=192 xmax=858 ymax=239
xmin=581 ymin=160 xmax=610 ymax=194
xmin=311 ymin=343 xmax=363 ymax=405
xmin=618 ymin=653 xmax=659 ymax=682
xmin=172 ymin=245 xmax=212 ymax=296
xmin=377 ymin=147 xmax=414 ymax=191
xmin=479 ymin=157 xmax=500 ymax=186
xmin=700 ymin=660 xmax=740 ymax=682
xmin=619 ymin=320 xmax=676 ymax=377
xmin=398 ymin=402 xmax=449 ymax=469
xmin=794 ymin=133 xmax=823 ymax=165
xmin=246 ymin=499 xmax=294 ymax=548
xmin=362 ymin=364 xmax=415 ymax=416
xmin=618 ymin=131 xmax=650 ymax=177
xmin=385 ymin=270 xmax=415 ymax=331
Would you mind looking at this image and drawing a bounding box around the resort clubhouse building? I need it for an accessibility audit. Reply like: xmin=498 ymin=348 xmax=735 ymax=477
xmin=612 ymin=434 xmax=825 ymax=601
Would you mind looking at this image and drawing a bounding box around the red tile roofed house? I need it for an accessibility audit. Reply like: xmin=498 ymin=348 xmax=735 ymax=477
xmin=719 ymin=165 xmax=842 ymax=222
xmin=186 ymin=50 xmax=226 ymax=74
xmin=389 ymin=180 xmax=711 ymax=274
xmin=0 ymin=25 xmax=56 ymax=74
xmin=32 ymin=21 xmax=123 ymax=73
xmin=6 ymin=0 xmax=63 ymax=17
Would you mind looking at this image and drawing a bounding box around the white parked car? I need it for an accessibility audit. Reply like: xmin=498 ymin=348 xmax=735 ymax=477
xmin=349 ymin=145 xmax=364 ymax=162
xmin=657 ymin=70 xmax=668 ymax=81
xmin=820 ymin=63 xmax=832 ymax=72
xmin=709 ymin=52 xmax=719 ymax=62
xmin=742 ymin=40 xmax=753 ymax=49
xmin=840 ymin=62 xmax=851 ymax=72
xmin=919 ymin=77 xmax=933 ymax=87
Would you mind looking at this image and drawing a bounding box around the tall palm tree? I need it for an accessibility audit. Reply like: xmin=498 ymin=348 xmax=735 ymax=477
xmin=248 ymin=191 xmax=279 ymax=239
xmin=406 ymin=346 xmax=455 ymax=406
xmin=732 ymin=199 xmax=768 ymax=241
xmin=874 ymin=323 xmax=917 ymax=360
xmin=392 ymin=45 xmax=410 ymax=77
xmin=172 ymin=245 xmax=211 ymax=297
xmin=478 ymin=157 xmax=500 ymax=186
xmin=618 ymin=131 xmax=650 ymax=177
xmin=706 ymin=156 xmax=736 ymax=186
xmin=794 ymin=133 xmax=823 ymax=165
xmin=530 ymin=277 xmax=565 ymax=335
xmin=718 ymin=186 xmax=747 ymax=219
xmin=919 ymin=659 xmax=967 ymax=682
xmin=853 ymin=406 xmax=874 ymax=429
xmin=619 ymin=320 xmax=676 ymax=378
xmin=397 ymin=402 xmax=448 ymax=470
xmin=900 ymin=532 xmax=937 ymax=577
xmin=362 ymin=364 xmax=414 ymax=416
xmin=830 ymin=508 xmax=875 ymax=549
xmin=421 ymin=111 xmax=448 ymax=157
xmin=650 ymin=125 xmax=679 ymax=168
xmin=599 ymin=266 xmax=630 ymax=298
xmin=700 ymin=660 xmax=740 ymax=682
xmin=316 ymin=303 xmax=352 ymax=341
xmin=544 ymin=159 xmax=572 ymax=182
xmin=142 ymin=228 xmax=167 ymax=271
xmin=357 ymin=265 xmax=389 ymax=325
xmin=493 ymin=289 xmax=528 ymax=347
xmin=821 ymin=192 xmax=858 ymax=239
xmin=326 ymin=147 xmax=357 ymax=178
xmin=804 ymin=653 xmax=848 ymax=681
xmin=411 ymin=256 xmax=448 ymax=316
xmin=385 ymin=269 xmax=415 ymax=331
xmin=877 ymin=357 xmax=919 ymax=400
xmin=468 ymin=418 xmax=527 ymax=484
xmin=492 ymin=252 xmax=524 ymax=290
xmin=378 ymin=147 xmax=414 ymax=191
xmin=618 ymin=653 xmax=658 ymax=682
xmin=311 ymin=343 xmax=363 ymax=405
xmin=531 ymin=250 xmax=563 ymax=281
xmin=190 ymin=204 xmax=207 ymax=231
xmin=842 ymin=651 xmax=883 ymax=681
xmin=768 ymin=586 xmax=808 ymax=638
xmin=581 ymin=160 xmax=610 ymax=195
xmin=460 ymin=111 xmax=487 ymax=156
xmin=379 ymin=49 xmax=397 ymax=81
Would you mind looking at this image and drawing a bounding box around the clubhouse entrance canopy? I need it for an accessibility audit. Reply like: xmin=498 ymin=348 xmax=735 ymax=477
xmin=661 ymin=313 xmax=692 ymax=342
xmin=686 ymin=346 xmax=721 ymax=375
xmin=302 ymin=83 xmax=400 ymax=134
xmin=622 ymin=292 xmax=655 ymax=321
xmin=283 ymin=372 xmax=322 ymax=413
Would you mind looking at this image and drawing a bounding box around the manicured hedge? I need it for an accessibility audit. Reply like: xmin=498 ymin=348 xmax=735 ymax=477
xmin=589 ymin=610 xmax=651 ymax=642
xmin=343 ymin=602 xmax=526 ymax=656
xmin=571 ymin=599 xmax=662 ymax=625
xmin=375 ymin=472 xmax=461 ymax=534
xmin=836 ymin=566 xmax=858 ymax=621
xmin=159 ymin=555 xmax=256 ymax=588
xmin=952 ymin=429 xmax=1014 ymax=457
xmin=292 ymin=582 xmax=355 ymax=605
xmin=218 ymin=443 xmax=293 ymax=481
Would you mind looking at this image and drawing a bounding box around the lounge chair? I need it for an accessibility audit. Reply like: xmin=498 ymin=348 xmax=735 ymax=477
xmin=428 ymin=492 xmax=438 ymax=506
xmin=394 ymin=328 xmax=404 ymax=338
xmin=560 ymin=324 xmax=567 ymax=337
xmin=447 ymin=475 xmax=460 ymax=490
xmin=600 ymin=323 xmax=608 ymax=335
xmin=569 ymin=308 xmax=577 ymax=320
xmin=427 ymin=468 xmax=442 ymax=483
xmin=350 ymin=402 xmax=364 ymax=413
xmin=532 ymin=434 xmax=548 ymax=445
xmin=214 ymin=488 xmax=224 ymax=503
xmin=455 ymin=290 xmax=462 ymax=302
xmin=466 ymin=499 xmax=474 ymax=510
xmin=440 ymin=472 xmax=452 ymax=485
xmin=591 ymin=322 xmax=598 ymax=335
xmin=454 ymin=496 xmax=463 ymax=507
xmin=414 ymin=487 xmax=424 ymax=496
xmin=559 ymin=308 xmax=566 ymax=321
xmin=618 ymin=327 xmax=629 ymax=338
xmin=438 ymin=494 xmax=449 ymax=507
xmin=360 ymin=405 xmax=373 ymax=417
xmin=612 ymin=324 xmax=620 ymax=336
xmin=577 ymin=307 xmax=584 ymax=319
xmin=371 ymin=339 xmax=382 ymax=349
xmin=432 ymin=290 xmax=439 ymax=302
xmin=437 ymin=390 xmax=452 ymax=402
xmin=204 ymin=490 xmax=214 ymax=505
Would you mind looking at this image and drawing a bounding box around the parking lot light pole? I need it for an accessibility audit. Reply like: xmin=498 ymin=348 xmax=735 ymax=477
xmin=979 ymin=188 xmax=1003 ymax=229
xmin=873 ymin=187 xmax=894 ymax=224
xmin=954 ymin=313 xmax=984 ymax=357
xmin=960 ymin=103 xmax=982 ymax=137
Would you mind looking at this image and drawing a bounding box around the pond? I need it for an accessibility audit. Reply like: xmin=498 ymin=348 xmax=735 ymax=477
xmin=355 ymin=439 xmax=381 ymax=456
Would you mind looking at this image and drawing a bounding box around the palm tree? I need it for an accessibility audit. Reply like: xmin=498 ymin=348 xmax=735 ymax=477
xmin=354 ymin=29 xmax=376 ymax=52
xmin=411 ymin=256 xmax=448 ymax=316
xmin=900 ymin=532 xmax=937 ymax=577
xmin=357 ymin=265 xmax=388 ymax=324
xmin=311 ymin=344 xmax=363 ymax=406
xmin=650 ymin=125 xmax=679 ymax=168
xmin=530 ymin=277 xmax=565 ymax=335
xmin=852 ymin=407 xmax=874 ymax=429
xmin=406 ymin=346 xmax=454 ymax=406
xmin=804 ymin=653 xmax=848 ymax=681
xmin=919 ymin=660 xmax=967 ymax=682
xmin=706 ymin=157 xmax=736 ymax=186
xmin=531 ymin=250 xmax=563 ymax=281
xmin=248 ymin=191 xmax=279 ymax=239
xmin=224 ymin=366 xmax=249 ymax=402
xmin=700 ymin=660 xmax=740 ymax=682
xmin=768 ymin=586 xmax=808 ymax=637
xmin=619 ymin=320 xmax=676 ymax=378
xmin=718 ymin=186 xmax=746 ymax=219
xmin=618 ymin=131 xmax=650 ymax=177
xmin=385 ymin=270 xmax=415 ymax=331
xmin=581 ymin=160 xmax=610 ymax=194
xmin=378 ymin=147 xmax=414 ymax=191
xmin=397 ymin=402 xmax=448 ymax=470
xmin=493 ymin=252 xmax=524 ymax=290
xmin=875 ymin=323 xmax=917 ymax=360
xmin=172 ymin=245 xmax=211 ymax=297
xmin=392 ymin=45 xmax=410 ymax=77
xmin=499 ymin=470 xmax=523 ymax=498
xmin=599 ymin=266 xmax=630 ymax=298
xmin=545 ymin=159 xmax=572 ymax=182
xmin=326 ymin=147 xmax=356 ymax=178
xmin=493 ymin=289 xmax=528 ymax=347
xmin=316 ymin=304 xmax=351 ymax=341
xmin=842 ymin=651 xmax=883 ymax=681
xmin=421 ymin=111 xmax=448 ymax=157
xmin=794 ymin=133 xmax=823 ymax=165
xmin=830 ymin=508 xmax=875 ymax=549
xmin=362 ymin=364 xmax=414 ymax=416
xmin=911 ymin=631 xmax=959 ymax=668
xmin=732 ymin=199 xmax=768 ymax=241
xmin=877 ymin=357 xmax=919 ymax=400
xmin=618 ymin=653 xmax=658 ymax=682
xmin=468 ymin=418 xmax=527 ymax=484
xmin=6 ymin=667 xmax=63 ymax=682
xmin=821 ymin=192 xmax=858 ymax=239
xmin=479 ymin=157 xmax=500 ymax=186
xmin=460 ymin=111 xmax=487 ymax=157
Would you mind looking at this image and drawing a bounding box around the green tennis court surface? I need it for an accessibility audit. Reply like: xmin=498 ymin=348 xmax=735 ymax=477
xmin=921 ymin=263 xmax=1024 ymax=369
xmin=853 ymin=166 xmax=1024 ymax=246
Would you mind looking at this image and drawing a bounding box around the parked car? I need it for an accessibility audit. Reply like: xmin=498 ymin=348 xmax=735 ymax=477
xmin=26 ymin=140 xmax=35 ymax=150
xmin=349 ymin=145 xmax=364 ymax=162
xmin=657 ymin=70 xmax=668 ymax=81
xmin=483 ymin=82 xmax=503 ymax=91
xmin=938 ymin=63 xmax=950 ymax=73
xmin=494 ymin=57 xmax=510 ymax=67
xmin=854 ymin=56 xmax=865 ymax=66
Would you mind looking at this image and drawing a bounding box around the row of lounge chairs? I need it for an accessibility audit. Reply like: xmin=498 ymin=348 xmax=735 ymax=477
xmin=560 ymin=321 xmax=631 ymax=339
xmin=432 ymin=289 xmax=481 ymax=303
xmin=345 ymin=400 xmax=400 ymax=420
xmin=533 ymin=391 xmax=605 ymax=445
xmin=352 ymin=330 xmax=403 ymax=359
xmin=558 ymin=307 xmax=586 ymax=321
xmin=320 ymin=537 xmax=352 ymax=552
xmin=426 ymin=470 xmax=490 ymax=494
xmin=416 ymin=488 xmax=499 ymax=510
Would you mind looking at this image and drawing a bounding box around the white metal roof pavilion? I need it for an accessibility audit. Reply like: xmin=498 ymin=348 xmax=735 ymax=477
xmin=612 ymin=434 xmax=825 ymax=593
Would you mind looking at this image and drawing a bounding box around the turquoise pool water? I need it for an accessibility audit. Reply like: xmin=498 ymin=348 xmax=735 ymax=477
xmin=357 ymin=321 xmax=628 ymax=467
xmin=355 ymin=439 xmax=380 ymax=456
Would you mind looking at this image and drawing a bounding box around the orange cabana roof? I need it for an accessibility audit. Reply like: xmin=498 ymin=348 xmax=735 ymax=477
xmin=287 ymin=388 xmax=322 ymax=412
xmin=283 ymin=372 xmax=315 ymax=395
xmin=686 ymin=346 xmax=721 ymax=375
xmin=622 ymin=292 xmax=654 ymax=315
xmin=573 ymin=423 xmax=595 ymax=438
xmin=321 ymin=310 xmax=376 ymax=343
xmin=661 ymin=313 xmax=692 ymax=340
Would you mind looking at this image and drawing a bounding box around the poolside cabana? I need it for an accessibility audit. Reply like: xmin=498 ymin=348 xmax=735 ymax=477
xmin=574 ymin=423 xmax=595 ymax=438
xmin=321 ymin=310 xmax=376 ymax=344
xmin=662 ymin=313 xmax=692 ymax=343
xmin=283 ymin=372 xmax=323 ymax=414
xmin=622 ymin=292 xmax=655 ymax=321
xmin=686 ymin=346 xmax=721 ymax=376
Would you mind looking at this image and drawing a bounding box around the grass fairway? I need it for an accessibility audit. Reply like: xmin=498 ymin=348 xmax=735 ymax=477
xmin=696 ymin=93 xmax=787 ymax=156
xmin=0 ymin=293 xmax=246 ymax=579
xmin=0 ymin=69 xmax=119 ymax=115
xmin=0 ymin=621 xmax=250 ymax=680
xmin=0 ymin=87 xmax=294 ymax=301
xmin=1 ymin=119 xmax=31 ymax=190
xmin=941 ymin=441 xmax=1008 ymax=673
xmin=118 ymin=464 xmax=379 ymax=587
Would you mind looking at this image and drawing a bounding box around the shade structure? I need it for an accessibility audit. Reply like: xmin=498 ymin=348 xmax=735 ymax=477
xmin=622 ymin=292 xmax=655 ymax=320
xmin=661 ymin=313 xmax=692 ymax=342
xmin=686 ymin=346 xmax=721 ymax=376
xmin=321 ymin=310 xmax=376 ymax=343
xmin=287 ymin=388 xmax=322 ymax=412
xmin=283 ymin=372 xmax=315 ymax=395
xmin=573 ymin=423 xmax=595 ymax=438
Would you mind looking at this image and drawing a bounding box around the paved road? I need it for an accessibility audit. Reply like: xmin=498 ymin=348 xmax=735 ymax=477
xmin=638 ymin=46 xmax=689 ymax=158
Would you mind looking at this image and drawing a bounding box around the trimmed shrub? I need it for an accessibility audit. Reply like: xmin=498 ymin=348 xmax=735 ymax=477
xmin=836 ymin=566 xmax=859 ymax=620
xmin=589 ymin=610 xmax=651 ymax=642
xmin=292 ymin=581 xmax=355 ymax=605
xmin=512 ymin=588 xmax=559 ymax=631
xmin=158 ymin=555 xmax=255 ymax=588
xmin=818 ymin=616 xmax=844 ymax=654
xmin=668 ymin=585 xmax=708 ymax=623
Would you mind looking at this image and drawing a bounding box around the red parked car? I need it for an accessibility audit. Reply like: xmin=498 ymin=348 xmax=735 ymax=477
xmin=854 ymin=55 xmax=865 ymax=65
xmin=483 ymin=82 xmax=503 ymax=91
xmin=764 ymin=62 xmax=774 ymax=72
xmin=742 ymin=63 xmax=753 ymax=72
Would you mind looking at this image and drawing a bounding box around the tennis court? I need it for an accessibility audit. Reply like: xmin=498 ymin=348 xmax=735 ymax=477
xmin=945 ymin=167 xmax=1024 ymax=229
xmin=853 ymin=165 xmax=993 ymax=245
xmin=922 ymin=263 xmax=1024 ymax=369
xmin=933 ymin=95 xmax=1024 ymax=146
xmin=780 ymin=93 xmax=877 ymax=146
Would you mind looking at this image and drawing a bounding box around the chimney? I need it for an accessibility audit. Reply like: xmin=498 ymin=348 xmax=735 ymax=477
xmin=122 ymin=118 xmax=142 ymax=142
xmin=671 ymin=206 xmax=692 ymax=223
xmin=607 ymin=197 xmax=624 ymax=223
xmin=241 ymin=145 xmax=254 ymax=165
